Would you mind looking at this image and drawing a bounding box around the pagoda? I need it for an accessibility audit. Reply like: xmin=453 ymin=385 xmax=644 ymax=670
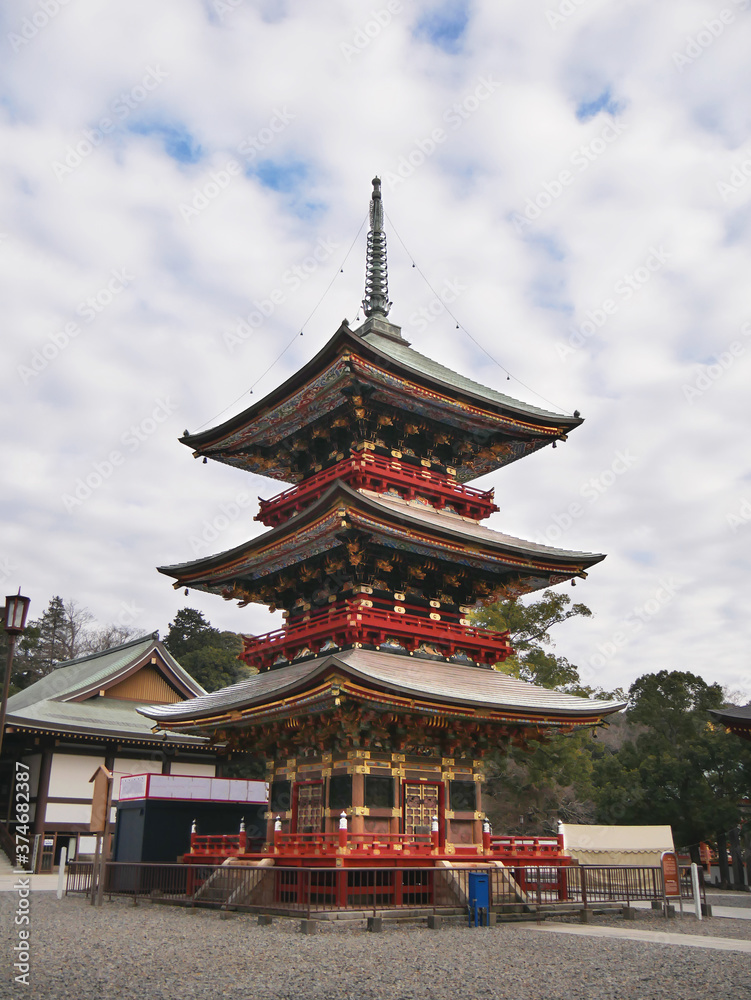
xmin=142 ymin=179 xmax=623 ymax=863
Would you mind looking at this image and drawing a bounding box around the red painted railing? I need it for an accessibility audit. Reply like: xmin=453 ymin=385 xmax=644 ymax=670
xmin=490 ymin=835 xmax=565 ymax=857
xmin=241 ymin=600 xmax=512 ymax=670
xmin=274 ymin=832 xmax=434 ymax=857
xmin=256 ymin=451 xmax=499 ymax=526
xmin=190 ymin=833 xmax=245 ymax=855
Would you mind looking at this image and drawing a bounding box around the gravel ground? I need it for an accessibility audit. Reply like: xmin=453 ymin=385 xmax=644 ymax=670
xmin=1 ymin=894 xmax=749 ymax=1000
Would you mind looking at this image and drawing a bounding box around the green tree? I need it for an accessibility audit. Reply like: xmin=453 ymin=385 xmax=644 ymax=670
xmin=592 ymin=670 xmax=751 ymax=868
xmin=471 ymin=589 xmax=622 ymax=698
xmin=474 ymin=590 xmax=618 ymax=834
xmin=164 ymin=608 xmax=252 ymax=692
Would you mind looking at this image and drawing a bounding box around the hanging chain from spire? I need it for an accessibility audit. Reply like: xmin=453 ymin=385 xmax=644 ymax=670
xmin=362 ymin=176 xmax=391 ymax=318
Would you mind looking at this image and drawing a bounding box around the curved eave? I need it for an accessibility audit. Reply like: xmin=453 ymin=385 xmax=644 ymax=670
xmin=139 ymin=652 xmax=625 ymax=731
xmin=181 ymin=323 xmax=582 ymax=453
xmin=158 ymin=481 xmax=605 ymax=586
xmin=5 ymin=715 xmax=213 ymax=748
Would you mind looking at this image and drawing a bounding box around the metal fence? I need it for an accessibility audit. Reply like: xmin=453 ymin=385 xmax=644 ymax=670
xmin=66 ymin=862 xmax=704 ymax=916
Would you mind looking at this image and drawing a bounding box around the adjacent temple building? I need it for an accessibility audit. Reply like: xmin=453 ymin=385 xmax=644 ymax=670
xmin=143 ymin=180 xmax=622 ymax=864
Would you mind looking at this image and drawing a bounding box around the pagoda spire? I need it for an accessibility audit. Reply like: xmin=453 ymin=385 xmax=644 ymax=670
xmin=362 ymin=177 xmax=391 ymax=318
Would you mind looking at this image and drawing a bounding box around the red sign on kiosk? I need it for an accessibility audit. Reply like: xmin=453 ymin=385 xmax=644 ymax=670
xmin=661 ymin=851 xmax=681 ymax=897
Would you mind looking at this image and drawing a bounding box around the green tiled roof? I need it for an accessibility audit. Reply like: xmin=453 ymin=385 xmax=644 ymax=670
xmin=142 ymin=648 xmax=625 ymax=725
xmin=10 ymin=697 xmax=207 ymax=742
xmin=5 ymin=634 xmax=209 ymax=746
xmin=362 ymin=329 xmax=568 ymax=420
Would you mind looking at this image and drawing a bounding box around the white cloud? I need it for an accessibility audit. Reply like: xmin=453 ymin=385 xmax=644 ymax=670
xmin=1 ymin=0 xmax=750 ymax=698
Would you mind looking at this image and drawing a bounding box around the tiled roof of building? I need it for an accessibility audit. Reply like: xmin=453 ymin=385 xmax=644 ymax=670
xmin=158 ymin=482 xmax=604 ymax=582
xmin=6 ymin=634 xmax=210 ymax=746
xmin=361 ymin=328 xmax=566 ymax=420
xmin=140 ymin=648 xmax=624 ymax=725
xmin=362 ymin=490 xmax=603 ymax=561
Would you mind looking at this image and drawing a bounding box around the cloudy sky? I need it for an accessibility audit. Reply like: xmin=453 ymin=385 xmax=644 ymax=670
xmin=3 ymin=0 xmax=750 ymax=699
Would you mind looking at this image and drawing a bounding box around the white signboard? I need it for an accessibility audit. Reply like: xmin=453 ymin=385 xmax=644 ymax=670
xmin=116 ymin=773 xmax=268 ymax=803
xmin=118 ymin=773 xmax=148 ymax=801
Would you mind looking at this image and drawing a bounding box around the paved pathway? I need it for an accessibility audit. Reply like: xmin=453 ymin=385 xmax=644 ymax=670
xmin=632 ymin=899 xmax=751 ymax=920
xmin=0 ymin=872 xmax=59 ymax=892
xmin=519 ymin=922 xmax=751 ymax=954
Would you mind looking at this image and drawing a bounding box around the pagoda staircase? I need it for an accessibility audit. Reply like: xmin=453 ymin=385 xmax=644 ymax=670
xmin=192 ymin=857 xmax=274 ymax=907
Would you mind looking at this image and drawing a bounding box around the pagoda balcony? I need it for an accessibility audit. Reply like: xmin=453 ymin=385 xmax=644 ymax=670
xmin=185 ymin=830 xmax=568 ymax=865
xmin=256 ymin=451 xmax=499 ymax=527
xmin=241 ymin=601 xmax=512 ymax=670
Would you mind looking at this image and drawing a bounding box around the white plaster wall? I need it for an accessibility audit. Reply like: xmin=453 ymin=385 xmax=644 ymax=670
xmin=45 ymin=803 xmax=92 ymax=824
xmin=113 ymin=757 xmax=162 ymax=779
xmin=170 ymin=762 xmax=216 ymax=777
xmin=111 ymin=759 xmax=161 ymax=804
xmin=48 ymin=754 xmax=105 ymax=800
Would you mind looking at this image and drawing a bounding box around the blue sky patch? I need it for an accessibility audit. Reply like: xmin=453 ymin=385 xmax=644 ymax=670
xmin=576 ymin=89 xmax=623 ymax=122
xmin=128 ymin=121 xmax=202 ymax=163
xmin=254 ymin=159 xmax=307 ymax=192
xmin=414 ymin=1 xmax=470 ymax=54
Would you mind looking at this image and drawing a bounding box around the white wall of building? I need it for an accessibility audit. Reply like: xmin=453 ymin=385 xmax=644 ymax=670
xmin=45 ymin=803 xmax=92 ymax=824
xmin=170 ymin=761 xmax=216 ymax=777
xmin=48 ymin=754 xmax=105 ymax=801
xmin=113 ymin=757 xmax=162 ymax=779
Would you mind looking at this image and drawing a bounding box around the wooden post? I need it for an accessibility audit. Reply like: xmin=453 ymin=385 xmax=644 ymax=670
xmin=580 ymin=866 xmax=588 ymax=912
xmin=90 ymin=834 xmax=101 ymax=907
xmin=88 ymin=764 xmax=113 ymax=908
xmin=95 ymin=770 xmax=114 ymax=907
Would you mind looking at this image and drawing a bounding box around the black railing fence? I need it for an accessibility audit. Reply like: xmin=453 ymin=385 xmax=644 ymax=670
xmin=66 ymin=862 xmax=706 ymax=917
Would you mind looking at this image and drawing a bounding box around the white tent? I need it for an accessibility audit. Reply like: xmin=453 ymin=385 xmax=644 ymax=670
xmin=560 ymin=824 xmax=675 ymax=867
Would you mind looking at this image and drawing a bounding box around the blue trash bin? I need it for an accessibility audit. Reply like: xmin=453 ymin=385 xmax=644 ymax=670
xmin=468 ymin=872 xmax=490 ymax=927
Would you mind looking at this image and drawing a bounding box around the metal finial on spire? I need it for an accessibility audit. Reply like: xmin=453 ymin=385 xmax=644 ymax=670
xmin=362 ymin=177 xmax=391 ymax=318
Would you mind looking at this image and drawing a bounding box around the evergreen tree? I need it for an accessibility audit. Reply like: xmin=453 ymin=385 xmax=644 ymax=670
xmin=164 ymin=608 xmax=252 ymax=692
xmin=474 ymin=590 xmax=618 ymax=834
xmin=591 ymin=670 xmax=751 ymax=868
